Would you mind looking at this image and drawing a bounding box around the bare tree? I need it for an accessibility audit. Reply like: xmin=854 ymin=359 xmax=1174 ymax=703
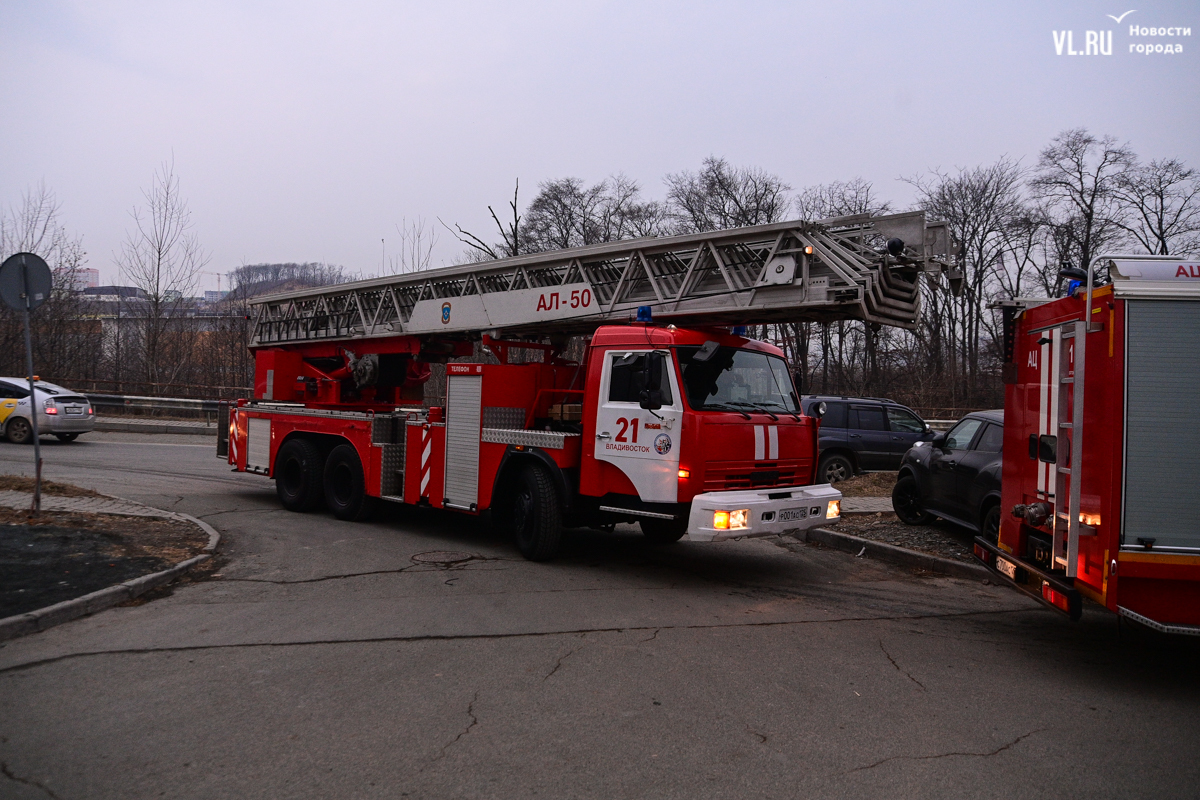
xmin=386 ymin=217 xmax=438 ymax=273
xmin=443 ymin=179 xmax=524 ymax=260
xmin=116 ymin=160 xmax=210 ymax=387
xmin=1112 ymin=158 xmax=1200 ymax=255
xmin=907 ymin=157 xmax=1025 ymax=400
xmin=664 ymin=157 xmax=791 ymax=233
xmin=523 ymin=174 xmax=666 ymax=252
xmin=794 ymin=177 xmax=892 ymax=220
xmin=1030 ymin=128 xmax=1135 ymax=274
xmin=0 ymin=184 xmax=97 ymax=383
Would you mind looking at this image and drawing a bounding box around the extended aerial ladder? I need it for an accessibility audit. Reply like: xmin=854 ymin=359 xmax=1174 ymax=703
xmin=249 ymin=211 xmax=957 ymax=347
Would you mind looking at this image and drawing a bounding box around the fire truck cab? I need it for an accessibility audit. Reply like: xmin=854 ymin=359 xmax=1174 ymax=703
xmin=975 ymin=255 xmax=1200 ymax=633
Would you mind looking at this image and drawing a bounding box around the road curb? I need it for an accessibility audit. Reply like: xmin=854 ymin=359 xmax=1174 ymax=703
xmin=798 ymin=526 xmax=989 ymax=582
xmin=0 ymin=503 xmax=221 ymax=644
xmin=94 ymin=420 xmax=215 ymax=436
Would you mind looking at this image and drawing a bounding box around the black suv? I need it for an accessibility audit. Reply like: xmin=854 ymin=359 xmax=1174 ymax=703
xmin=801 ymin=396 xmax=932 ymax=483
xmin=891 ymin=410 xmax=1003 ymax=541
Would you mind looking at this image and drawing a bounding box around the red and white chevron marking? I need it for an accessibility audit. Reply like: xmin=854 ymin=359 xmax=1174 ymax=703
xmin=420 ymin=425 xmax=431 ymax=496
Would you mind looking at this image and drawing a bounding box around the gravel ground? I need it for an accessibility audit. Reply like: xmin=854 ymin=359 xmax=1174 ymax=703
xmin=831 ymin=512 xmax=977 ymax=562
xmin=830 ymin=471 xmax=979 ymax=563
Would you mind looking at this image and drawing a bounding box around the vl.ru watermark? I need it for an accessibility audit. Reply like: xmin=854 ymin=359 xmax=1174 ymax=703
xmin=1053 ymin=11 xmax=1191 ymax=56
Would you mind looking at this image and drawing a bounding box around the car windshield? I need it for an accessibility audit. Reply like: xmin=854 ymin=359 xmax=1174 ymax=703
xmin=676 ymin=345 xmax=799 ymax=412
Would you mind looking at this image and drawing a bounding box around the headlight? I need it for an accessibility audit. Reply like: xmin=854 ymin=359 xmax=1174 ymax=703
xmin=730 ymin=509 xmax=749 ymax=530
xmin=826 ymin=500 xmax=840 ymax=519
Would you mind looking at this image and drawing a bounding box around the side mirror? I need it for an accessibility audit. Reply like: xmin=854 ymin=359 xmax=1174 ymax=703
xmin=809 ymin=401 xmax=827 ymax=419
xmin=639 ymin=351 xmax=665 ymax=410
xmin=931 ymin=432 xmax=948 ymax=450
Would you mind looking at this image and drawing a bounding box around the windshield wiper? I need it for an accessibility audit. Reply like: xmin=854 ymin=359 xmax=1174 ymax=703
xmin=728 ymin=401 xmax=778 ymax=421
xmin=704 ymin=402 xmax=751 ymax=419
xmin=759 ymin=401 xmax=801 ymax=422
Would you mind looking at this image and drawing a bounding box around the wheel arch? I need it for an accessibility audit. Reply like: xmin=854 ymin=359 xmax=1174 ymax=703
xmin=490 ymin=447 xmax=571 ymax=513
xmin=275 ymin=430 xmax=355 ymax=475
xmin=819 ymin=447 xmax=859 ymax=472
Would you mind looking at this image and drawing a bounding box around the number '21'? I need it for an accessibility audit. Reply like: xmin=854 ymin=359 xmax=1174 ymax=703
xmin=615 ymin=417 xmax=639 ymax=443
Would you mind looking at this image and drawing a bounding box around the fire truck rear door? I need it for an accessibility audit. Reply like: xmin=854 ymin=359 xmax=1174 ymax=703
xmin=1123 ymin=299 xmax=1200 ymax=552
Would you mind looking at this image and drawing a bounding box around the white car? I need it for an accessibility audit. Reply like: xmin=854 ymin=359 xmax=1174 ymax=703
xmin=0 ymin=378 xmax=95 ymax=443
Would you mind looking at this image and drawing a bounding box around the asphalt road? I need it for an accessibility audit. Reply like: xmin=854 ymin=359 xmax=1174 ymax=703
xmin=0 ymin=433 xmax=1197 ymax=800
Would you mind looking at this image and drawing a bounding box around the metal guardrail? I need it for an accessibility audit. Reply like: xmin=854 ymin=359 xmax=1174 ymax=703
xmin=86 ymin=393 xmax=224 ymax=421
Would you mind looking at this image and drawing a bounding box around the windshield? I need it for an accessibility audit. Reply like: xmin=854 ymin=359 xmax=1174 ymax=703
xmin=676 ymin=345 xmax=800 ymax=413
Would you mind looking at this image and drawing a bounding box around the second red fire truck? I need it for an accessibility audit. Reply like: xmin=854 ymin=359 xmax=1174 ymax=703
xmin=218 ymin=213 xmax=955 ymax=559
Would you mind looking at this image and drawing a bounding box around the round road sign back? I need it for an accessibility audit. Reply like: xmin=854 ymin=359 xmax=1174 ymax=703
xmin=0 ymin=253 xmax=53 ymax=312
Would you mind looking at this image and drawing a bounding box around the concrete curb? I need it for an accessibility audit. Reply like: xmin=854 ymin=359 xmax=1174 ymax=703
xmin=797 ymin=526 xmax=989 ymax=582
xmin=0 ymin=502 xmax=221 ymax=644
xmin=94 ymin=420 xmax=215 ymax=436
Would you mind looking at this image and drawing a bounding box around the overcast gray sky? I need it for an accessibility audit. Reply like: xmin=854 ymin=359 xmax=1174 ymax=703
xmin=3 ymin=0 xmax=1198 ymax=292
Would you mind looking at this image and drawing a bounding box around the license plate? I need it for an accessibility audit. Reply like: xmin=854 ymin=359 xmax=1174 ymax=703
xmin=65 ymin=407 xmax=82 ymax=415
xmin=996 ymin=558 xmax=1017 ymax=580
xmin=778 ymin=507 xmax=808 ymax=522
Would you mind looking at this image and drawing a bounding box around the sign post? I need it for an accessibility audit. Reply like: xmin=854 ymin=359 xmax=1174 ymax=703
xmin=0 ymin=253 xmax=53 ymax=513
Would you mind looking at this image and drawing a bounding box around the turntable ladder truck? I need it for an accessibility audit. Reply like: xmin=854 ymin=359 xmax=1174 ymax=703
xmin=973 ymin=254 xmax=1200 ymax=634
xmin=218 ymin=211 xmax=955 ymax=560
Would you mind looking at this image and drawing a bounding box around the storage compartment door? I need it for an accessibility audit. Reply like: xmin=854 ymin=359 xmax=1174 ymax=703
xmin=444 ymin=375 xmax=482 ymax=509
xmin=1123 ymin=300 xmax=1200 ymax=551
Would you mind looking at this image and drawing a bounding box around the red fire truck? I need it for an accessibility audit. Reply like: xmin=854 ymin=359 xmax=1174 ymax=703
xmin=218 ymin=213 xmax=955 ymax=560
xmin=974 ymin=255 xmax=1200 ymax=634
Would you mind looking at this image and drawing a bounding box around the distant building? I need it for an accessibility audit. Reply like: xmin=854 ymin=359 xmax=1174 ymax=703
xmin=83 ymin=285 xmax=146 ymax=302
xmin=204 ymin=290 xmax=228 ymax=303
xmin=54 ymin=267 xmax=100 ymax=291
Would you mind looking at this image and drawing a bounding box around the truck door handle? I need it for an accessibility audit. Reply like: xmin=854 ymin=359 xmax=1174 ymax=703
xmin=849 ymin=433 xmax=861 ymax=438
xmin=596 ymin=432 xmax=612 ymax=440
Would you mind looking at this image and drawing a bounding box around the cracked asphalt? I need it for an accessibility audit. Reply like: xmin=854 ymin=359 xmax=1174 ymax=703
xmin=0 ymin=432 xmax=1198 ymax=799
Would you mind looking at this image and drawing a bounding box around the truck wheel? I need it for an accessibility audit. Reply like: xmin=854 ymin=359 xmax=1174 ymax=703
xmin=981 ymin=503 xmax=1001 ymax=544
xmin=6 ymin=417 xmax=32 ymax=445
xmin=324 ymin=444 xmax=376 ymax=521
xmin=892 ymin=475 xmax=935 ymax=525
xmin=817 ymin=453 xmax=853 ymax=484
xmin=276 ymin=437 xmax=324 ymax=512
xmin=640 ymin=517 xmax=687 ymax=544
xmin=511 ymin=463 xmax=562 ymax=561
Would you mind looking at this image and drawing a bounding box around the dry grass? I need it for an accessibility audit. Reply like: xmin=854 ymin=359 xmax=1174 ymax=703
xmin=835 ymin=472 xmax=898 ymax=497
xmin=0 ymin=474 xmax=101 ymax=498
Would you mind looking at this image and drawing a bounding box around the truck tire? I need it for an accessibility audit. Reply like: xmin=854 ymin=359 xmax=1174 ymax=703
xmin=324 ymin=444 xmax=376 ymax=521
xmin=276 ymin=437 xmax=324 ymax=512
xmin=892 ymin=475 xmax=935 ymax=525
xmin=817 ymin=453 xmax=853 ymax=484
xmin=6 ymin=417 xmax=32 ymax=445
xmin=640 ymin=517 xmax=687 ymax=544
xmin=511 ymin=463 xmax=562 ymax=561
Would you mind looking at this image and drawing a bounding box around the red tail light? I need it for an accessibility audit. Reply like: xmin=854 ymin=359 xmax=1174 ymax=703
xmin=973 ymin=544 xmax=992 ymax=564
xmin=1041 ymin=582 xmax=1070 ymax=613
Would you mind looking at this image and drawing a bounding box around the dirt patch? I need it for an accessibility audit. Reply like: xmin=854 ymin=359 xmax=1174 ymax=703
xmin=831 ymin=511 xmax=976 ymax=562
xmin=0 ymin=475 xmax=101 ymax=497
xmin=0 ymin=506 xmax=208 ymax=618
xmin=835 ymin=472 xmax=898 ymax=497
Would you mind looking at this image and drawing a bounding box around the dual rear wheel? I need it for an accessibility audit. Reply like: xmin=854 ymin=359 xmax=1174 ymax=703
xmin=275 ymin=438 xmax=376 ymax=521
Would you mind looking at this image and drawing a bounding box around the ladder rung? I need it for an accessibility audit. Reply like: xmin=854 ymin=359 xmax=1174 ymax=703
xmin=1058 ymin=422 xmax=1075 ymax=429
xmin=1061 ymin=330 xmax=1076 ymax=339
xmin=1056 ymin=512 xmax=1070 ymax=520
xmin=1060 ymin=377 xmax=1074 ymax=384
xmin=1057 ymin=467 xmax=1071 ymax=474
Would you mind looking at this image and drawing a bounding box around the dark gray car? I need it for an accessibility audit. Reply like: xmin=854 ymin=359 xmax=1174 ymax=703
xmin=801 ymin=395 xmax=932 ymax=483
xmin=891 ymin=410 xmax=1004 ymax=541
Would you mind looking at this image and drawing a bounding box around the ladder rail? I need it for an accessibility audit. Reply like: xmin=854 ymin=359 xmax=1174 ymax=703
xmin=248 ymin=212 xmax=953 ymax=347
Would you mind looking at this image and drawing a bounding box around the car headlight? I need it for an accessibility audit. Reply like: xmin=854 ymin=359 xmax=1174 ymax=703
xmin=826 ymin=500 xmax=841 ymax=519
xmin=729 ymin=509 xmax=749 ymax=530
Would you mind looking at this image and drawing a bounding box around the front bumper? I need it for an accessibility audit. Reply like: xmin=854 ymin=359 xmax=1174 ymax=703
xmin=686 ymin=483 xmax=841 ymax=542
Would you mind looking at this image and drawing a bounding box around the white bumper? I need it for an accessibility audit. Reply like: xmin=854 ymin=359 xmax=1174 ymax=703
xmin=685 ymin=483 xmax=842 ymax=542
